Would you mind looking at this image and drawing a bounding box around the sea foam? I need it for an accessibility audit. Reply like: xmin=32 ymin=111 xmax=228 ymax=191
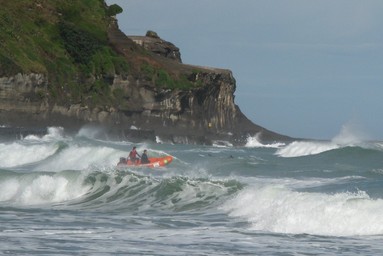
xmin=0 ymin=142 xmax=59 ymax=168
xmin=276 ymin=123 xmax=369 ymax=158
xmin=0 ymin=172 xmax=90 ymax=205
xmin=222 ymin=185 xmax=383 ymax=236
xmin=275 ymin=140 xmax=339 ymax=157
xmin=35 ymin=145 xmax=121 ymax=172
xmin=245 ymin=133 xmax=285 ymax=148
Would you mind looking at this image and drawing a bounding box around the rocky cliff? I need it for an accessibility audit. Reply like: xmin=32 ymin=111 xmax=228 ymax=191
xmin=128 ymin=30 xmax=182 ymax=63
xmin=0 ymin=1 xmax=291 ymax=145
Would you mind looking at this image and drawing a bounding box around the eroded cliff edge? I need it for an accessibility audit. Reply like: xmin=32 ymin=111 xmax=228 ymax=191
xmin=0 ymin=1 xmax=291 ymax=145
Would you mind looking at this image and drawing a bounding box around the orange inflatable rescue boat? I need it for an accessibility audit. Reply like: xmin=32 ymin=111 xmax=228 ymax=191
xmin=117 ymin=156 xmax=173 ymax=168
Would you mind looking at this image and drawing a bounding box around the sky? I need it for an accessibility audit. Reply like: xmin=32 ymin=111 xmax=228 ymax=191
xmin=105 ymin=0 xmax=383 ymax=140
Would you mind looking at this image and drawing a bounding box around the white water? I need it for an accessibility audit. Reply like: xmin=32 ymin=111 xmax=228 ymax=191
xmin=245 ymin=133 xmax=285 ymax=148
xmin=1 ymin=126 xmax=383 ymax=255
xmin=0 ymin=142 xmax=59 ymax=168
xmin=276 ymin=123 xmax=370 ymax=158
xmin=275 ymin=140 xmax=340 ymax=158
xmin=222 ymin=184 xmax=383 ymax=236
xmin=0 ymin=172 xmax=90 ymax=205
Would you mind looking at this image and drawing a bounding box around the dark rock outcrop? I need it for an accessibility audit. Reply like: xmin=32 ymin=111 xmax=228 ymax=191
xmin=128 ymin=32 xmax=182 ymax=63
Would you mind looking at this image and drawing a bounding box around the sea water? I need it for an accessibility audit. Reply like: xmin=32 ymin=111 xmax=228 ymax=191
xmin=1 ymin=126 xmax=383 ymax=255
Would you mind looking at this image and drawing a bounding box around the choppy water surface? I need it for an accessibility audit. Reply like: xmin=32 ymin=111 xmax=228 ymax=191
xmin=1 ymin=127 xmax=383 ymax=255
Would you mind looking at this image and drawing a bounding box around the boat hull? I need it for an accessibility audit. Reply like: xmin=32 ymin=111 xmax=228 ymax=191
xmin=117 ymin=156 xmax=173 ymax=168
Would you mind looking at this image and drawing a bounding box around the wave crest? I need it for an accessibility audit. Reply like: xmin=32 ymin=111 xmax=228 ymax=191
xmin=222 ymin=185 xmax=383 ymax=236
xmin=0 ymin=169 xmax=243 ymax=211
xmin=245 ymin=133 xmax=285 ymax=148
xmin=78 ymin=171 xmax=244 ymax=212
xmin=275 ymin=141 xmax=339 ymax=157
xmin=0 ymin=170 xmax=89 ymax=205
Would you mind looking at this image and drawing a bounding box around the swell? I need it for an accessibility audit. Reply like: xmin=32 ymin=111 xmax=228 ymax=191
xmin=0 ymin=169 xmax=244 ymax=213
xmin=222 ymin=184 xmax=383 ymax=236
xmin=276 ymin=140 xmax=383 ymax=158
xmin=77 ymin=170 xmax=244 ymax=212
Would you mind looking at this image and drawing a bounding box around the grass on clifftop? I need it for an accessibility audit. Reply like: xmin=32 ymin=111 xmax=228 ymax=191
xmin=0 ymin=0 xmax=130 ymax=106
xmin=0 ymin=0 xmax=203 ymax=109
xmin=0 ymin=0 xmax=111 ymax=73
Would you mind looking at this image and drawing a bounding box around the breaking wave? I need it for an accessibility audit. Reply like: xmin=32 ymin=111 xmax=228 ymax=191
xmin=222 ymin=184 xmax=383 ymax=236
xmin=276 ymin=124 xmax=373 ymax=158
xmin=275 ymin=140 xmax=339 ymax=157
xmin=245 ymin=133 xmax=285 ymax=148
xmin=0 ymin=169 xmax=243 ymax=212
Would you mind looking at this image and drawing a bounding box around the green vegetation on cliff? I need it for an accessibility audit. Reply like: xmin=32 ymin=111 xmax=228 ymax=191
xmin=0 ymin=0 xmax=205 ymax=109
xmin=0 ymin=0 xmax=130 ymax=106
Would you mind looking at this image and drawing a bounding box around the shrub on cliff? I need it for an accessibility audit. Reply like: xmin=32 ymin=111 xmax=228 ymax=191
xmin=0 ymin=54 xmax=22 ymax=77
xmin=146 ymin=30 xmax=160 ymax=39
xmin=59 ymin=21 xmax=101 ymax=65
xmin=107 ymin=4 xmax=123 ymax=17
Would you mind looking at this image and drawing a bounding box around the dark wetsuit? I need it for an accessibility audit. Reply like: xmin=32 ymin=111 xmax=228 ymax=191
xmin=141 ymin=152 xmax=150 ymax=164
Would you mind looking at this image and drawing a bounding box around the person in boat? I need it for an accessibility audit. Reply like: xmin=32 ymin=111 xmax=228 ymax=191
xmin=141 ymin=149 xmax=150 ymax=164
xmin=117 ymin=157 xmax=127 ymax=166
xmin=128 ymin=146 xmax=141 ymax=164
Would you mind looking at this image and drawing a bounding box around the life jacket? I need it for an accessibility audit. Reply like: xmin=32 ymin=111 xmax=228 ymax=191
xmin=129 ymin=149 xmax=137 ymax=158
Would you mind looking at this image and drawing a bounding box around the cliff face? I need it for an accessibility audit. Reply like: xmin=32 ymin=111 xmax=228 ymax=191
xmin=0 ymin=2 xmax=291 ymax=145
xmin=0 ymin=73 xmax=48 ymax=113
xmin=104 ymin=21 xmax=290 ymax=144
xmin=109 ymin=71 xmax=240 ymax=143
xmin=128 ymin=32 xmax=182 ymax=63
xmin=0 ymin=65 xmax=288 ymax=145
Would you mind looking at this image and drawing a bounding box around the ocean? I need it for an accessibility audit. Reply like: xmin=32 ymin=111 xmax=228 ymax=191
xmin=1 ymin=126 xmax=383 ymax=255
